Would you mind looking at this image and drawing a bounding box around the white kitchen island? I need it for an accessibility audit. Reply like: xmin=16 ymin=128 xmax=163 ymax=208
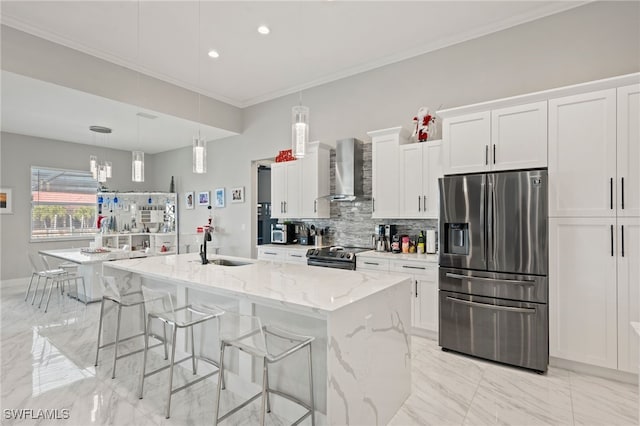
xmin=103 ymin=253 xmax=411 ymax=426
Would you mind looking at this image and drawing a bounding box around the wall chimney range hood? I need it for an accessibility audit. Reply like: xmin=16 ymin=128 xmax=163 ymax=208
xmin=329 ymin=138 xmax=366 ymax=202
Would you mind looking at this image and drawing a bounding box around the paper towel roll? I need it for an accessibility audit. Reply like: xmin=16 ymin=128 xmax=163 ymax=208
xmin=426 ymin=230 xmax=436 ymax=254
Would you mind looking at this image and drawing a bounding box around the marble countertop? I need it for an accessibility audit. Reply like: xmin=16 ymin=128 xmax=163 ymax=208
xmin=106 ymin=253 xmax=411 ymax=314
xmin=357 ymin=250 xmax=439 ymax=263
xmin=39 ymin=248 xmax=148 ymax=264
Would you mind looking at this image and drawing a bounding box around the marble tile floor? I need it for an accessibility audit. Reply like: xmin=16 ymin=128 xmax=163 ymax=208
xmin=1 ymin=280 xmax=638 ymax=426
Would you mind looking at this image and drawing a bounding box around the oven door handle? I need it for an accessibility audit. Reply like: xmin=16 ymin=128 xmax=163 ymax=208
xmin=445 ymin=272 xmax=535 ymax=285
xmin=446 ymin=296 xmax=536 ymax=313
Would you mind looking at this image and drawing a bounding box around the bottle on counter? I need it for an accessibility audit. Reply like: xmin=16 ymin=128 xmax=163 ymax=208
xmin=417 ymin=231 xmax=425 ymax=254
xmin=402 ymin=236 xmax=410 ymax=253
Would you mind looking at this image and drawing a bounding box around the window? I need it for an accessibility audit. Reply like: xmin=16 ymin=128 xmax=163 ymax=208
xmin=31 ymin=166 xmax=97 ymax=240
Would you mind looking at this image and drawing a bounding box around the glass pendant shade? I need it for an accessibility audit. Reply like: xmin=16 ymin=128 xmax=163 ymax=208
xmin=132 ymin=151 xmax=145 ymax=182
xmin=105 ymin=161 xmax=113 ymax=179
xmin=291 ymin=105 xmax=309 ymax=158
xmin=97 ymin=164 xmax=107 ymax=183
xmin=89 ymin=155 xmax=98 ymax=179
xmin=193 ymin=137 xmax=207 ymax=174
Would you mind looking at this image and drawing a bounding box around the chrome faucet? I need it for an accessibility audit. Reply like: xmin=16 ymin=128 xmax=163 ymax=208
xmin=200 ymin=210 xmax=213 ymax=265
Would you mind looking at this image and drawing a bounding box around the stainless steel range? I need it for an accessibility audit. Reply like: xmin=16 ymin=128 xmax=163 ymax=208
xmin=306 ymin=246 xmax=370 ymax=270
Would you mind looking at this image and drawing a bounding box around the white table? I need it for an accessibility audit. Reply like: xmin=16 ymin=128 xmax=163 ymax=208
xmin=104 ymin=253 xmax=412 ymax=425
xmin=39 ymin=248 xmax=148 ymax=302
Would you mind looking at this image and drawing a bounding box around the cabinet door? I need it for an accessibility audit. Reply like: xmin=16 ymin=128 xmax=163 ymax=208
xmin=443 ymin=111 xmax=491 ymax=175
xmin=284 ymin=161 xmax=301 ymax=218
xmin=491 ymin=101 xmax=547 ymax=171
xmin=617 ymin=218 xmax=640 ymax=373
xmin=549 ymin=217 xmax=617 ymax=368
xmin=548 ymin=90 xmax=617 ymax=217
xmin=399 ymin=144 xmax=423 ymax=218
xmin=422 ymin=140 xmax=442 ymax=218
xmin=372 ymin=134 xmax=400 ymax=218
xmin=617 ymin=84 xmax=640 ymax=217
xmin=271 ymin=163 xmax=287 ymax=219
xmin=300 ymin=145 xmax=330 ymax=218
xmin=414 ymin=278 xmax=439 ymax=333
xmin=300 ymin=149 xmax=319 ymax=218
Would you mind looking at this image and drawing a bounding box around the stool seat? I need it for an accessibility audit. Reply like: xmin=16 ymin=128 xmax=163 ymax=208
xmin=228 ymin=325 xmax=314 ymax=362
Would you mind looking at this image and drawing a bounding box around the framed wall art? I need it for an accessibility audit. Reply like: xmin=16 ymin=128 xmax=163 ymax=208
xmin=0 ymin=188 xmax=12 ymax=214
xmin=231 ymin=187 xmax=245 ymax=203
xmin=198 ymin=191 xmax=210 ymax=206
xmin=185 ymin=191 xmax=195 ymax=209
xmin=214 ymin=188 xmax=225 ymax=208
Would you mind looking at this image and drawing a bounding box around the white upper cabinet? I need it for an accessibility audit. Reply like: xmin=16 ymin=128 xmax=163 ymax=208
xmin=617 ymin=84 xmax=640 ymax=217
xmin=299 ymin=143 xmax=331 ymax=218
xmin=399 ymin=140 xmax=442 ymax=218
xmin=442 ymin=101 xmax=547 ymax=175
xmin=491 ymin=101 xmax=547 ymax=171
xmin=271 ymin=142 xmax=330 ymax=219
xmin=549 ymin=89 xmax=618 ymax=217
xmin=369 ymin=127 xmax=408 ymax=219
xmin=443 ymin=111 xmax=491 ymax=174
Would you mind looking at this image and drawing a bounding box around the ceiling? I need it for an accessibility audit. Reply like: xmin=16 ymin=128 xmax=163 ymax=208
xmin=0 ymin=1 xmax=587 ymax=153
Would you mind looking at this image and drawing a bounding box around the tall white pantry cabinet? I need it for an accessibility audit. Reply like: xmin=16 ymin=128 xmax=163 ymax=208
xmin=549 ymin=83 xmax=640 ymax=373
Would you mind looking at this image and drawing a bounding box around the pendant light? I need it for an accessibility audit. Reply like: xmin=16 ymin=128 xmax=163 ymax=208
xmin=88 ymin=125 xmax=113 ymax=182
xmin=132 ymin=151 xmax=144 ymax=182
xmin=131 ymin=0 xmax=145 ymax=183
xmin=192 ymin=0 xmax=207 ymax=174
xmin=292 ymin=94 xmax=309 ymax=158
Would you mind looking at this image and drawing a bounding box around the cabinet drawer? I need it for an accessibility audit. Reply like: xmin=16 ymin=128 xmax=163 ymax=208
xmin=356 ymin=257 xmax=390 ymax=272
xmin=389 ymin=260 xmax=437 ymax=279
xmin=257 ymin=248 xmax=286 ymax=261
xmin=286 ymin=250 xmax=308 ymax=264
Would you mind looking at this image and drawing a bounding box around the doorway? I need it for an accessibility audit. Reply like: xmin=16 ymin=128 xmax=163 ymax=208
xmin=251 ymin=159 xmax=275 ymax=258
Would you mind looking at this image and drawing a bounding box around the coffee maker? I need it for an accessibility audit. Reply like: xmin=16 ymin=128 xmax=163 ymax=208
xmin=374 ymin=224 xmax=396 ymax=252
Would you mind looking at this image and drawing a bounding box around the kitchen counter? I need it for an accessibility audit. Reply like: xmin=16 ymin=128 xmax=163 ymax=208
xmin=358 ymin=249 xmax=439 ymax=263
xmin=103 ymin=253 xmax=411 ymax=425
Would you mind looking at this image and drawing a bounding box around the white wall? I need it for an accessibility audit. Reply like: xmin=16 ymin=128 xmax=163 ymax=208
xmin=2 ymin=1 xmax=639 ymax=279
xmin=152 ymin=1 xmax=640 ymax=259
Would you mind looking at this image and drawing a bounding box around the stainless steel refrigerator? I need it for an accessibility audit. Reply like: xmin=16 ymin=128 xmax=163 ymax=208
xmin=438 ymin=169 xmax=548 ymax=372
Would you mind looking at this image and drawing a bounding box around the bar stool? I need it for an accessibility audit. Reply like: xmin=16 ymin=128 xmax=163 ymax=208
xmin=213 ymin=312 xmax=315 ymax=426
xmin=138 ymin=285 xmax=224 ymax=419
xmin=95 ymin=276 xmax=166 ymax=379
xmin=25 ymin=252 xmax=66 ymax=305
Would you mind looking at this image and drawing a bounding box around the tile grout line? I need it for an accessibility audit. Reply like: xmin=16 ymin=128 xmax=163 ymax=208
xmin=567 ymin=371 xmax=577 ymax=426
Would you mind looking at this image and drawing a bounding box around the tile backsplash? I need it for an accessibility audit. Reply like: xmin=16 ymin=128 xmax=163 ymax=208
xmin=289 ymin=141 xmax=438 ymax=248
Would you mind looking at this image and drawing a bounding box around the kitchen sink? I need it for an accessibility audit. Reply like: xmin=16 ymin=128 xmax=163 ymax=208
xmin=208 ymin=259 xmax=252 ymax=267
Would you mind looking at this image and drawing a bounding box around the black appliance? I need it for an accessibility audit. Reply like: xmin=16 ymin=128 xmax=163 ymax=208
xmin=271 ymin=223 xmax=296 ymax=244
xmin=306 ymin=246 xmax=371 ymax=270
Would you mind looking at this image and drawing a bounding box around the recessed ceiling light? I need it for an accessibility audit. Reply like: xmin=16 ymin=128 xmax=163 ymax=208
xmin=208 ymin=50 xmax=220 ymax=59
xmin=257 ymin=25 xmax=270 ymax=35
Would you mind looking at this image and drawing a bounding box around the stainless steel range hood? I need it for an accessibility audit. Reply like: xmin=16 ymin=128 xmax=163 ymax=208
xmin=329 ymin=138 xmax=366 ymax=202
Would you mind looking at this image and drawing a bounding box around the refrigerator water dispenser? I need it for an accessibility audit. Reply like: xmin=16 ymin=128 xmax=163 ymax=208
xmin=444 ymin=223 xmax=468 ymax=255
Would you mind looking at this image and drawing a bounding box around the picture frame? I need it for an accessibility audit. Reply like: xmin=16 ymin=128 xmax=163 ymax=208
xmin=0 ymin=188 xmax=12 ymax=214
xmin=198 ymin=191 xmax=210 ymax=206
xmin=185 ymin=191 xmax=195 ymax=209
xmin=214 ymin=188 xmax=225 ymax=208
xmin=231 ymin=187 xmax=245 ymax=203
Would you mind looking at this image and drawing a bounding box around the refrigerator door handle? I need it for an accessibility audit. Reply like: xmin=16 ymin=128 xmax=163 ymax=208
xmin=445 ymin=272 xmax=536 ymax=285
xmin=446 ymin=296 xmax=537 ymax=314
xmin=487 ymin=180 xmax=495 ymax=269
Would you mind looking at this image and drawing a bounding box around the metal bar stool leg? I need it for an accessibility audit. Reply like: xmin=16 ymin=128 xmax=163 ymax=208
xmin=191 ymin=324 xmax=197 ymax=374
xmin=213 ymin=343 xmax=227 ymax=426
xmin=95 ymin=298 xmax=107 ymax=366
xmin=25 ymin=273 xmax=38 ymax=301
xmin=38 ymin=277 xmax=51 ymax=308
xmin=308 ymin=344 xmax=315 ymax=426
xmin=139 ymin=316 xmax=153 ymax=399
xmin=44 ymin=277 xmax=58 ymax=312
xmin=260 ymin=357 xmax=268 ymax=426
xmin=166 ymin=325 xmax=178 ymax=419
xmin=112 ymin=304 xmax=123 ymax=379
xmin=265 ymin=363 xmax=271 ymax=413
xmin=163 ymin=323 xmax=168 ymax=360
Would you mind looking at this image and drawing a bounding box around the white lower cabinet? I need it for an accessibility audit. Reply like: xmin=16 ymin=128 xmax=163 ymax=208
xmin=358 ymin=255 xmax=438 ymax=334
xmin=389 ymin=260 xmax=438 ymax=333
xmin=257 ymin=246 xmax=310 ymax=265
xmin=549 ymin=217 xmax=640 ymax=372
